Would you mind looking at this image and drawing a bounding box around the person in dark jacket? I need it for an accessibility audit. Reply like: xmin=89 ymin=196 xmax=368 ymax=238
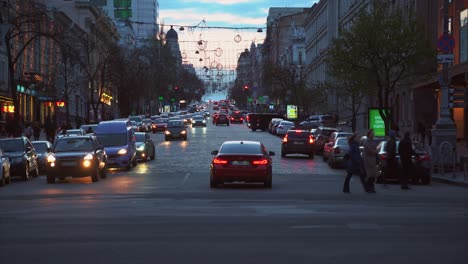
xmin=398 ymin=132 xmax=416 ymax=190
xmin=343 ymin=133 xmax=368 ymax=193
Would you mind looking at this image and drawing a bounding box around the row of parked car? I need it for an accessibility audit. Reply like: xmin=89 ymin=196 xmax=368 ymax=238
xmin=0 ymin=119 xmax=158 ymax=187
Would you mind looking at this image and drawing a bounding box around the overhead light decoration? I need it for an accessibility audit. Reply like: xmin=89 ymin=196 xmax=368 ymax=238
xmin=257 ymin=28 xmax=263 ymax=33
xmin=195 ymin=50 xmax=199 ymax=54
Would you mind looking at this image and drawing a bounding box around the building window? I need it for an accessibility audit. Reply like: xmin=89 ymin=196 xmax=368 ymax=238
xmin=298 ymin=51 xmax=303 ymax=65
xmin=461 ymin=9 xmax=468 ymax=63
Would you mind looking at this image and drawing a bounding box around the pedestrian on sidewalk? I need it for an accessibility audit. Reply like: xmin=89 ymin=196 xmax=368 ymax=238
xmin=398 ymin=132 xmax=416 ymax=190
xmin=363 ymin=129 xmax=378 ymax=193
xmin=386 ymin=130 xmax=398 ymax=184
xmin=343 ymin=133 xmax=368 ymax=193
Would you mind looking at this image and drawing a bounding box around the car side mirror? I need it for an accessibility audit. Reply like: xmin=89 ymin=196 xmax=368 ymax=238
xmin=269 ymin=151 xmax=275 ymax=156
xmin=211 ymin=150 xmax=219 ymax=155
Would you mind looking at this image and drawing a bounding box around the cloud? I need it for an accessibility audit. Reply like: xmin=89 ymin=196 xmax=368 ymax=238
xmin=160 ymin=8 xmax=266 ymax=27
xmin=179 ymin=0 xmax=257 ymax=5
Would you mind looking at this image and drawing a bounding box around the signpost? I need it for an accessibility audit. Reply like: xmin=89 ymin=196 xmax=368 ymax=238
xmin=437 ymin=54 xmax=454 ymax=64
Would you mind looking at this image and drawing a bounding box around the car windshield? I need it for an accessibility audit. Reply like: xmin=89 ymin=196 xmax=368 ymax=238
xmin=96 ymin=133 xmax=127 ymax=146
xmin=32 ymin=143 xmax=48 ymax=153
xmin=193 ymin=116 xmax=204 ymax=120
xmin=135 ymin=134 xmax=145 ymax=141
xmin=156 ymin=119 xmax=168 ymax=124
xmin=220 ymin=143 xmax=261 ymax=154
xmin=287 ymin=131 xmax=309 ymax=138
xmin=54 ymin=138 xmax=93 ymax=152
xmin=168 ymin=121 xmax=184 ymax=127
xmin=0 ymin=139 xmax=24 ymax=152
xmin=336 ymin=138 xmax=348 ymax=146
xmin=321 ymin=129 xmax=336 ymax=136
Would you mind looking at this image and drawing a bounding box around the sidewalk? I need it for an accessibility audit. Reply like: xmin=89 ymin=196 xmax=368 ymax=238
xmin=432 ymin=171 xmax=468 ymax=187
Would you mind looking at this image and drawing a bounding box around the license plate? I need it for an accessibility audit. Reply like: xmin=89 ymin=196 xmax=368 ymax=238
xmin=293 ymin=142 xmax=304 ymax=145
xmin=62 ymin=161 xmax=77 ymax=166
xmin=231 ymin=161 xmax=250 ymax=165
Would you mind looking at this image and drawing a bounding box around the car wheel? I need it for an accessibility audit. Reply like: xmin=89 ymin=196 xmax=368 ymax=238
xmin=91 ymin=167 xmax=100 ymax=182
xmin=309 ymin=153 xmax=314 ymax=159
xmin=264 ymin=175 xmax=272 ymax=188
xmin=165 ymin=137 xmax=169 ymax=141
xmin=132 ymin=157 xmax=137 ymax=167
xmin=46 ymin=175 xmax=55 ymax=184
xmin=100 ymin=164 xmax=107 ymax=179
xmin=143 ymin=153 xmax=148 ymax=162
xmin=23 ymin=164 xmax=30 ymax=181
xmin=281 ymin=150 xmax=286 ymax=157
xmin=184 ymin=136 xmax=187 ymax=141
xmin=150 ymin=150 xmax=155 ymax=160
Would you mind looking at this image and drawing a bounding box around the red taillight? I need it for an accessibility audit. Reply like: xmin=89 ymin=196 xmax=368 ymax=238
xmin=379 ymin=154 xmax=387 ymax=161
xmin=240 ymin=118 xmax=243 ymax=120
xmin=334 ymin=147 xmax=341 ymax=154
xmin=253 ymin=159 xmax=268 ymax=165
xmin=308 ymin=135 xmax=314 ymax=144
xmin=283 ymin=135 xmax=288 ymax=143
xmin=213 ymin=158 xmax=228 ymax=164
xmin=417 ymin=154 xmax=430 ymax=161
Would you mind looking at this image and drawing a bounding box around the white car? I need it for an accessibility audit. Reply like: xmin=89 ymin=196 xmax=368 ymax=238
xmin=275 ymin=121 xmax=295 ymax=136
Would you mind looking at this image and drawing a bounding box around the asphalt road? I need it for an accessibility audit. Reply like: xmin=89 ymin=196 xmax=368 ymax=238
xmin=1 ymin=112 xmax=467 ymax=264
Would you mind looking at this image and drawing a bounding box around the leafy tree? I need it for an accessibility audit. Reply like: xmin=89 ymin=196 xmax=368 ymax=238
xmin=4 ymin=0 xmax=60 ymax=135
xmin=326 ymin=0 xmax=435 ymax=133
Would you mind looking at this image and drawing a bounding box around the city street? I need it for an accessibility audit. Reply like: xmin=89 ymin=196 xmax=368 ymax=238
xmin=0 ymin=116 xmax=467 ymax=264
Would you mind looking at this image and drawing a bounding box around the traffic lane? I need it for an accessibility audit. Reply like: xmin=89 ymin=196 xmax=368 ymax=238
xmin=1 ymin=204 xmax=466 ymax=264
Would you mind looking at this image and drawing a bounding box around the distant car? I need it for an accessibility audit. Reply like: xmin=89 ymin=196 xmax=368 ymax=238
xmin=376 ymin=141 xmax=431 ymax=185
xmin=0 ymin=137 xmax=39 ymax=181
xmin=215 ymin=114 xmax=230 ymax=126
xmin=275 ymin=120 xmax=295 ymax=136
xmin=326 ymin=137 xmax=350 ymax=168
xmin=210 ymin=141 xmax=275 ymax=188
xmin=80 ymin=124 xmax=98 ymax=135
xmin=152 ymin=118 xmax=168 ymax=133
xmin=191 ymin=115 xmax=206 ymax=127
xmin=314 ymin=127 xmax=339 ymax=154
xmin=46 ymin=136 xmax=107 ymax=183
xmin=165 ymin=120 xmax=187 ymax=141
xmin=281 ymin=130 xmax=315 ymax=159
xmin=31 ymin=140 xmax=53 ymax=174
xmin=212 ymin=112 xmax=219 ymax=124
xmin=135 ymin=132 xmax=155 ymax=161
xmin=229 ymin=111 xmax=244 ymax=124
xmin=0 ymin=148 xmax=11 ymax=187
xmin=270 ymin=119 xmax=284 ymax=135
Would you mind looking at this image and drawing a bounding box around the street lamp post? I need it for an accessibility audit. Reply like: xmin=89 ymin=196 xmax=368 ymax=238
xmin=431 ymin=0 xmax=457 ymax=161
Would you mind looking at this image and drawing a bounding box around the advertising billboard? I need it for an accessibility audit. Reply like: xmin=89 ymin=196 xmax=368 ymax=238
xmin=287 ymin=105 xmax=298 ymax=120
xmin=368 ymin=108 xmax=390 ymax=137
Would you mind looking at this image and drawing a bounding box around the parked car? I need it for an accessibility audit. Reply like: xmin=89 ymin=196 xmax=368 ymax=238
xmin=247 ymin=113 xmax=283 ymax=132
xmin=46 ymin=135 xmax=107 ymax=183
xmin=376 ymin=141 xmax=431 ymax=185
xmin=0 ymin=148 xmax=11 ymax=187
xmin=275 ymin=120 xmax=295 ymax=136
xmin=323 ymin=132 xmax=353 ymax=161
xmin=304 ymin=114 xmax=336 ymax=127
xmin=281 ymin=130 xmax=315 ymax=159
xmin=269 ymin=118 xmax=283 ymax=134
xmin=135 ymin=132 xmax=155 ymax=161
xmin=31 ymin=140 xmax=53 ymax=174
xmin=210 ymin=141 xmax=275 ymax=188
xmin=326 ymin=137 xmax=350 ymax=168
xmin=0 ymin=137 xmax=39 ymax=180
xmin=314 ymin=127 xmax=339 ymax=154
xmin=165 ymin=120 xmax=187 ymax=141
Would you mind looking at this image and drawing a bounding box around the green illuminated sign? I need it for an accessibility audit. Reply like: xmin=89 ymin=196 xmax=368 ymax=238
xmin=248 ymin=97 xmax=252 ymax=102
xmin=159 ymin=96 xmax=164 ymax=101
xmin=171 ymin=98 xmax=175 ymax=102
xmin=368 ymin=108 xmax=390 ymax=137
xmin=287 ymin=105 xmax=298 ymax=119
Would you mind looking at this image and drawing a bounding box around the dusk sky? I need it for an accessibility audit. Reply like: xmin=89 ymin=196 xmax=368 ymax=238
xmin=159 ymin=0 xmax=317 ymax=71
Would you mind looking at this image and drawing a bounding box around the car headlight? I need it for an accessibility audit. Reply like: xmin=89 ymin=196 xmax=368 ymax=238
xmin=165 ymin=130 xmax=171 ymax=135
xmin=181 ymin=130 xmax=186 ymax=134
xmin=137 ymin=145 xmax=145 ymax=151
xmin=117 ymin=148 xmax=127 ymax=155
xmin=47 ymin=155 xmax=56 ymax=163
xmin=202 ymin=120 xmax=206 ymax=123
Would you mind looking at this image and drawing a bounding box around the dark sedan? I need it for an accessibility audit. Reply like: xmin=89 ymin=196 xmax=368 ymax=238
xmin=0 ymin=137 xmax=39 ymax=180
xmin=215 ymin=114 xmax=230 ymax=126
xmin=281 ymin=130 xmax=315 ymax=159
xmin=152 ymin=118 xmax=168 ymax=133
xmin=31 ymin=140 xmax=53 ymax=174
xmin=165 ymin=120 xmax=187 ymax=141
xmin=376 ymin=141 xmax=431 ymax=185
xmin=210 ymin=141 xmax=275 ymax=188
xmin=46 ymin=135 xmax=107 ymax=183
xmin=135 ymin=132 xmax=155 ymax=161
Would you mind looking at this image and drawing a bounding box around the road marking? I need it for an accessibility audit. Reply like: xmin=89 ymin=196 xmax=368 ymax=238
xmin=182 ymin=173 xmax=191 ymax=185
xmin=347 ymin=223 xmax=380 ymax=230
xmin=290 ymin=225 xmax=340 ymax=229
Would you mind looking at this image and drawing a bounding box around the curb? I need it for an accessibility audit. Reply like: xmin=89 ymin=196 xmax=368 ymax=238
xmin=431 ymin=176 xmax=468 ymax=188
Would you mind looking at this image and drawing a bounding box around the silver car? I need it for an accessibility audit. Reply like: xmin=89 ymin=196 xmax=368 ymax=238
xmin=275 ymin=121 xmax=295 ymax=136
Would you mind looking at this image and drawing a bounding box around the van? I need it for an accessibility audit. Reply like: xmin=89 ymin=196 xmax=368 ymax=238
xmin=94 ymin=120 xmax=137 ymax=170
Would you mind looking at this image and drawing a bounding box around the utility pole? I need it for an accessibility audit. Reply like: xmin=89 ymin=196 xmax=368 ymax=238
xmin=432 ymin=0 xmax=457 ymax=159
